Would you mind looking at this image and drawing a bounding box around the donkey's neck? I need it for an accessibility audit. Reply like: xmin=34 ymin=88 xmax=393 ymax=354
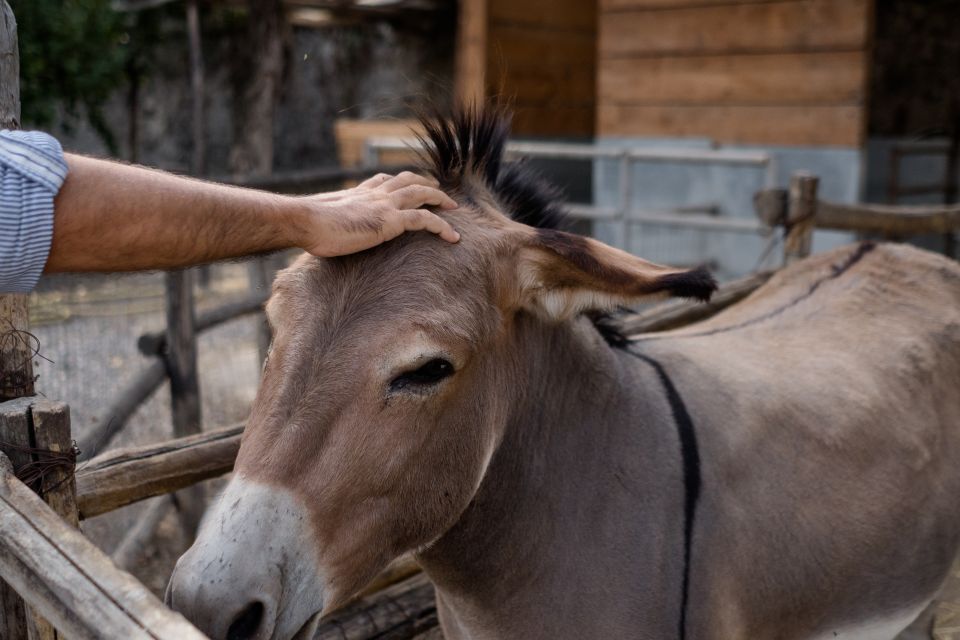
xmin=418 ymin=315 xmax=688 ymax=639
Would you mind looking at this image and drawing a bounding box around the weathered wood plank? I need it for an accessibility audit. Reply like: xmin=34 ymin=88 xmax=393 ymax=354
xmin=597 ymin=104 xmax=863 ymax=146
xmin=599 ymin=51 xmax=865 ymax=105
xmin=814 ymin=200 xmax=960 ymax=236
xmin=598 ymin=0 xmax=868 ymax=58
xmin=490 ymin=64 xmax=595 ymax=106
xmin=785 ymin=173 xmax=818 ymax=264
xmin=746 ymin=185 xmax=959 ymax=242
xmin=0 ymin=453 xmax=207 ymax=640
xmin=0 ymin=7 xmax=36 ymax=638
xmin=0 ymin=399 xmax=34 ymax=485
xmin=315 ymin=572 xmax=437 ymax=640
xmin=490 ymin=0 xmax=595 ymax=31
xmin=487 ymin=24 xmax=595 ymax=69
xmin=28 ymin=401 xmax=77 ymax=529
xmin=164 ymin=269 xmax=204 ymax=536
xmin=601 ymin=0 xmax=782 ymax=9
xmin=455 ymin=0 xmax=487 ymax=105
xmin=75 ymin=424 xmax=243 ymax=519
xmin=0 ymin=0 xmax=17 ymax=130
xmin=0 ymin=294 xmax=33 ymax=401
xmin=0 ymin=1 xmax=31 ymax=408
xmin=24 ymin=401 xmax=77 ymax=640
xmin=511 ymin=104 xmax=595 ymax=138
xmin=619 ymin=270 xmax=774 ymax=336
xmin=0 ymin=398 xmax=30 ymax=640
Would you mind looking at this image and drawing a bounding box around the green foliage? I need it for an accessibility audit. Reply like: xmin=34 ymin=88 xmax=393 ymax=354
xmin=11 ymin=0 xmax=130 ymax=152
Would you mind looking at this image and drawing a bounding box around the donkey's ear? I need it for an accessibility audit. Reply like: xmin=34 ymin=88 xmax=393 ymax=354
xmin=514 ymin=229 xmax=716 ymax=320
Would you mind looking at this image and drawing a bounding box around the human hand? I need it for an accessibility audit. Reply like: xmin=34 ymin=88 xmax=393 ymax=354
xmin=294 ymin=171 xmax=460 ymax=257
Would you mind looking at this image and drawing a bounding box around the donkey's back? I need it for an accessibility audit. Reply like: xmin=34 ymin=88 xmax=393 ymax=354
xmin=640 ymin=242 xmax=960 ymax=639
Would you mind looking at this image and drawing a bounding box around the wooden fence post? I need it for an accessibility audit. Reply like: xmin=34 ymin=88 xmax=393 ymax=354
xmin=784 ymin=172 xmax=819 ymax=265
xmin=0 ymin=4 xmax=31 ymax=637
xmin=0 ymin=399 xmax=79 ymax=640
xmin=0 ymin=452 xmax=207 ymax=640
xmin=164 ymin=272 xmax=204 ymax=538
xmin=0 ymin=0 xmax=31 ymax=404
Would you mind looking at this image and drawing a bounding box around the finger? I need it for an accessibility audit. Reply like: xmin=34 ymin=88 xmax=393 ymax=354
xmin=357 ymin=173 xmax=393 ymax=189
xmin=380 ymin=171 xmax=440 ymax=193
xmin=400 ymin=209 xmax=460 ymax=243
xmin=391 ymin=184 xmax=458 ymax=210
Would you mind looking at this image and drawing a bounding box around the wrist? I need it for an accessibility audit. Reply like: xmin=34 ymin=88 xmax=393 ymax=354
xmin=278 ymin=195 xmax=339 ymax=254
xmin=275 ymin=195 xmax=315 ymax=250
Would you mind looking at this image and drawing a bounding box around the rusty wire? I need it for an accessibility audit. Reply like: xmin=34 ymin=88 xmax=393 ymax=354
xmin=0 ymin=319 xmax=53 ymax=396
xmin=0 ymin=439 xmax=80 ymax=491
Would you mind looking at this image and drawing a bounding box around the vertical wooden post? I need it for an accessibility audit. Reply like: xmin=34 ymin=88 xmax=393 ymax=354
xmin=186 ymin=0 xmax=205 ymax=178
xmin=186 ymin=0 xmax=214 ymax=289
xmin=0 ymin=4 xmax=29 ymax=638
xmin=161 ymin=0 xmax=208 ymax=539
xmin=29 ymin=402 xmax=78 ymax=529
xmin=232 ymin=0 xmax=286 ymax=365
xmin=455 ymin=0 xmax=487 ymax=106
xmin=0 ymin=400 xmax=29 ymax=640
xmin=0 ymin=0 xmax=32 ymax=404
xmin=164 ymin=272 xmax=204 ymax=538
xmin=784 ymin=172 xmax=819 ymax=266
xmin=0 ymin=399 xmax=78 ymax=640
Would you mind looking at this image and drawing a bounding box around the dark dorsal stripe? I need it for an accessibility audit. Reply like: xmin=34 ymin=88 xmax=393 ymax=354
xmin=625 ymin=349 xmax=702 ymax=640
xmin=631 ymin=241 xmax=877 ymax=344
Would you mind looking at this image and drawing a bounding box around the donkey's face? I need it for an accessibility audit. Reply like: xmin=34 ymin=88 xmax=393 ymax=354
xmin=168 ymin=113 xmax=714 ymax=640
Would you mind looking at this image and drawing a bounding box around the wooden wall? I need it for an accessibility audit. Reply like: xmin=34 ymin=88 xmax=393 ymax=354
xmin=597 ymin=0 xmax=873 ymax=147
xmin=457 ymin=0 xmax=598 ymax=137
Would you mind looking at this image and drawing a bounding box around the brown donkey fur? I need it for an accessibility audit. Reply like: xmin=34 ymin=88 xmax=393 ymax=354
xmin=169 ymin=107 xmax=960 ymax=640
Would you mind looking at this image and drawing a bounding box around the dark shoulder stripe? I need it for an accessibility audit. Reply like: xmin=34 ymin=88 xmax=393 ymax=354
xmin=624 ymin=349 xmax=702 ymax=640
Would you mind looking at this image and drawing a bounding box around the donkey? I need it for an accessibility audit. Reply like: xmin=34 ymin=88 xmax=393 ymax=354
xmin=168 ymin=107 xmax=960 ymax=640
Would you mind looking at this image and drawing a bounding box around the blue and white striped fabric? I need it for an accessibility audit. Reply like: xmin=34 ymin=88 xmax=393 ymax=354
xmin=0 ymin=130 xmax=68 ymax=293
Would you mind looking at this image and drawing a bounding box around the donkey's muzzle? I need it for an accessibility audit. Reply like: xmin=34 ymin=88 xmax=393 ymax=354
xmin=167 ymin=475 xmax=326 ymax=640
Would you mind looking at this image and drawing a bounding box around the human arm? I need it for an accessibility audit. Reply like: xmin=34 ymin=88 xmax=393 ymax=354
xmin=46 ymin=154 xmax=459 ymax=273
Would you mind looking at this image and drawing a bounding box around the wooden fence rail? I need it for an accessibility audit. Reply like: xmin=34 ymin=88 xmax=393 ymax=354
xmin=76 ymin=424 xmax=242 ymax=520
xmin=755 ymin=184 xmax=960 ymax=237
xmin=0 ymin=453 xmax=207 ymax=640
xmin=813 ymin=200 xmax=960 ymax=236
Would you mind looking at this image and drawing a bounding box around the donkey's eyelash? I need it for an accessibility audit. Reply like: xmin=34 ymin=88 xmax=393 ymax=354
xmin=389 ymin=358 xmax=455 ymax=392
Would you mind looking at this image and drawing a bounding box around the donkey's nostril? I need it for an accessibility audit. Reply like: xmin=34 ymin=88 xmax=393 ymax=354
xmin=227 ymin=601 xmax=265 ymax=640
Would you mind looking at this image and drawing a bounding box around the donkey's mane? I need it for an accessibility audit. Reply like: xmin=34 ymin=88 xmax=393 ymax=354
xmin=417 ymin=106 xmax=638 ymax=348
xmin=417 ymin=106 xmax=567 ymax=230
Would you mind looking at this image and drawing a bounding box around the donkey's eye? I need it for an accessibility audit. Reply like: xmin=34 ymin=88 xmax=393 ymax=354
xmin=390 ymin=358 xmax=455 ymax=391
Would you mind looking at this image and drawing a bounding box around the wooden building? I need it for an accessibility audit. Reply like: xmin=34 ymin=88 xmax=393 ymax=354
xmin=446 ymin=0 xmax=958 ymax=274
xmin=457 ymin=0 xmax=873 ymax=147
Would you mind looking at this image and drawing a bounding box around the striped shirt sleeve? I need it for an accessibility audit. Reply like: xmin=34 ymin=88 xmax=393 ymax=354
xmin=0 ymin=130 xmax=68 ymax=293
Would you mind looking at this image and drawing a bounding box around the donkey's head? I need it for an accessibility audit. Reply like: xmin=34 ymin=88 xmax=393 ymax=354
xmin=168 ymin=107 xmax=715 ymax=640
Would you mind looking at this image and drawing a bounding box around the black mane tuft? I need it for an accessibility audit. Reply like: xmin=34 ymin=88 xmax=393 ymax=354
xmin=416 ymin=105 xmax=567 ymax=230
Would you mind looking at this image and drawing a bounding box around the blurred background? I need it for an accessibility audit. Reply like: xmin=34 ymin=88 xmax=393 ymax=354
xmin=8 ymin=0 xmax=960 ymax=618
